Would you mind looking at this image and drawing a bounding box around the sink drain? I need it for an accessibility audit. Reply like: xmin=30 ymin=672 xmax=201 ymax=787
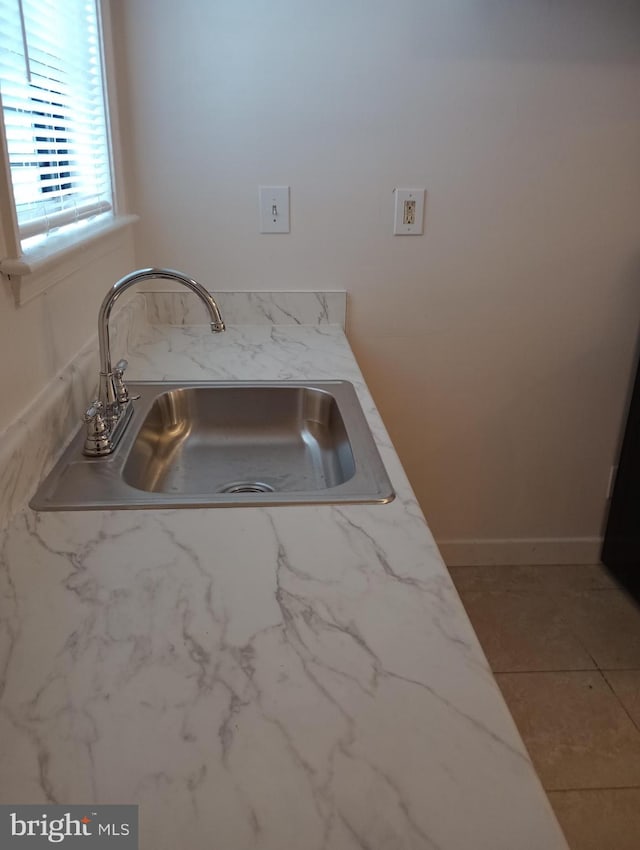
xmin=219 ymin=481 xmax=275 ymax=495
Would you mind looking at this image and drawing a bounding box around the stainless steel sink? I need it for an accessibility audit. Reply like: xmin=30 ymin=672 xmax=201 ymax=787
xmin=31 ymin=381 xmax=394 ymax=510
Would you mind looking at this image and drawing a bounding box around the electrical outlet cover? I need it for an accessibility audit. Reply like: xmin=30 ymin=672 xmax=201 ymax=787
xmin=393 ymin=188 xmax=425 ymax=235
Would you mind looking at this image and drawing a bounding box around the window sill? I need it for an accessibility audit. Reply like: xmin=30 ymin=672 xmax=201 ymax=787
xmin=0 ymin=214 xmax=139 ymax=306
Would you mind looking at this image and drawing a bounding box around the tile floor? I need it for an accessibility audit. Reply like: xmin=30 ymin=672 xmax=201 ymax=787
xmin=448 ymin=563 xmax=640 ymax=850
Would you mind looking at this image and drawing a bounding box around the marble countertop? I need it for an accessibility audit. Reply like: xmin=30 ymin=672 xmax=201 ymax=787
xmin=0 ymin=312 xmax=568 ymax=848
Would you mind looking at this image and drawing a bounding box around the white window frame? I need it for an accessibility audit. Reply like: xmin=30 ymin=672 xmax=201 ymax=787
xmin=0 ymin=0 xmax=137 ymax=305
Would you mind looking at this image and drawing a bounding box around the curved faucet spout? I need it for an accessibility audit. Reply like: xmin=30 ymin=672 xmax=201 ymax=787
xmin=98 ymin=267 xmax=225 ymax=381
xmin=94 ymin=267 xmax=225 ymax=442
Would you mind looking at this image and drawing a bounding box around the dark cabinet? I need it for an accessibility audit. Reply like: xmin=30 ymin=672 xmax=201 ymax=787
xmin=602 ymin=350 xmax=640 ymax=601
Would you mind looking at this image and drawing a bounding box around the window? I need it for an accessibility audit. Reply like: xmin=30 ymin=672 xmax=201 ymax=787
xmin=0 ymin=0 xmax=112 ymax=250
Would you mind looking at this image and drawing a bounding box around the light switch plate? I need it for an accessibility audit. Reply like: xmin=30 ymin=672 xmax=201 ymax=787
xmin=259 ymin=186 xmax=290 ymax=233
xmin=393 ymin=188 xmax=425 ymax=235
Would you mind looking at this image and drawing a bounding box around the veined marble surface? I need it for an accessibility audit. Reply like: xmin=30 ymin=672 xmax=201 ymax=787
xmin=143 ymin=289 xmax=347 ymax=328
xmin=0 ymin=315 xmax=568 ymax=848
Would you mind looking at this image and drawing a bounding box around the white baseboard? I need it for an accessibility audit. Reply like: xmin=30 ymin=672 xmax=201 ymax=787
xmin=437 ymin=538 xmax=603 ymax=567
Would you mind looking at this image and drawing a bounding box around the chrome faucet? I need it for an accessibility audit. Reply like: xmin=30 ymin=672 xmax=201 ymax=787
xmin=83 ymin=267 xmax=225 ymax=456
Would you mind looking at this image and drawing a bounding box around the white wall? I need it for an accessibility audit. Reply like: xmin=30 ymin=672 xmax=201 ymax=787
xmin=113 ymin=0 xmax=640 ymax=560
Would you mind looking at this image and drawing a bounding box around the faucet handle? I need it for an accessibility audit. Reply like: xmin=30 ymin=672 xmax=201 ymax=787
xmin=113 ymin=359 xmax=130 ymax=405
xmin=84 ymin=400 xmax=106 ymax=426
xmin=112 ymin=358 xmax=140 ymax=403
xmin=83 ymin=400 xmax=111 ymax=456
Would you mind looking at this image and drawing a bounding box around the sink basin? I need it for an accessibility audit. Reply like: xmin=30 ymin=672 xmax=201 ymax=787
xmin=31 ymin=381 xmax=394 ymax=510
xmin=124 ymin=385 xmax=357 ymax=494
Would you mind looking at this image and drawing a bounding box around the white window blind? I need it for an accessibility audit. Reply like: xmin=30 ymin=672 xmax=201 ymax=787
xmin=0 ymin=0 xmax=112 ymax=244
